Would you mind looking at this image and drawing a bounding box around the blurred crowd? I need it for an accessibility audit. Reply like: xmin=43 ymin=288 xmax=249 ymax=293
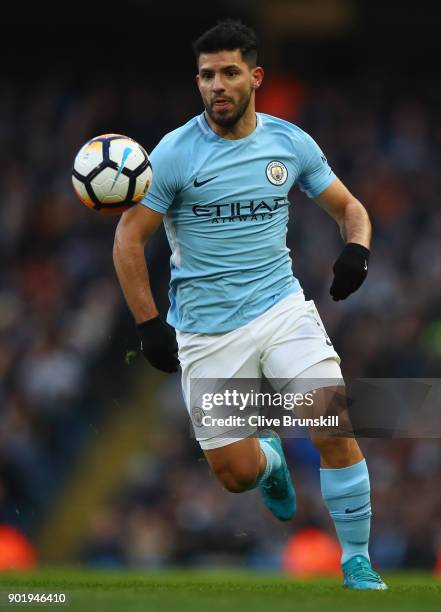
xmin=1 ymin=68 xmax=441 ymax=571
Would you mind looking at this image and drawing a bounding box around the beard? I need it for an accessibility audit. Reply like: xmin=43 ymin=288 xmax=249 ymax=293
xmin=205 ymin=89 xmax=253 ymax=128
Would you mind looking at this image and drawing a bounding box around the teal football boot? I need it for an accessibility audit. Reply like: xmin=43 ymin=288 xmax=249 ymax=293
xmin=258 ymin=430 xmax=296 ymax=521
xmin=342 ymin=555 xmax=388 ymax=590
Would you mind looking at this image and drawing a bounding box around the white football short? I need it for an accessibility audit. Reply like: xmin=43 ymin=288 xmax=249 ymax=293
xmin=176 ymin=291 xmax=343 ymax=450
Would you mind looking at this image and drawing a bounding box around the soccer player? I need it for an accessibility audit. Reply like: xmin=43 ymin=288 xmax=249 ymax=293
xmin=113 ymin=20 xmax=386 ymax=589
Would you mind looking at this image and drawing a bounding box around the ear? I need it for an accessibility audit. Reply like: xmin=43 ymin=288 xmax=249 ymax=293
xmin=251 ymin=66 xmax=264 ymax=90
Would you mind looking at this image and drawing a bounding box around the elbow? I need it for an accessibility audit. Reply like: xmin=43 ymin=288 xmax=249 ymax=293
xmin=346 ymin=197 xmax=370 ymax=224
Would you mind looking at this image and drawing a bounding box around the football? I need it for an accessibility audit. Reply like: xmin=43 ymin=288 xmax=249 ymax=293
xmin=72 ymin=134 xmax=153 ymax=215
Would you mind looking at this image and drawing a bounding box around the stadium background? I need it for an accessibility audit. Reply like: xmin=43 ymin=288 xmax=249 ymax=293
xmin=1 ymin=0 xmax=441 ymax=574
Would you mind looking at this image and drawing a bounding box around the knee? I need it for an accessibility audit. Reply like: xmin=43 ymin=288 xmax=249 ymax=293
xmin=211 ymin=461 xmax=260 ymax=493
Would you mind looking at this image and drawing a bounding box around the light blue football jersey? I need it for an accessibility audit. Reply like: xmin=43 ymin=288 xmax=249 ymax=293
xmin=141 ymin=112 xmax=336 ymax=333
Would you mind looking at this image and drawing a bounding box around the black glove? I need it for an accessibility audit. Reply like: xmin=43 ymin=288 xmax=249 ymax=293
xmin=330 ymin=243 xmax=370 ymax=301
xmin=137 ymin=317 xmax=179 ymax=373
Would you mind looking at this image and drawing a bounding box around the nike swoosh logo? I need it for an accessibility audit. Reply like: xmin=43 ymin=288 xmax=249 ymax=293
xmin=345 ymin=502 xmax=370 ymax=514
xmin=112 ymin=146 xmax=133 ymax=190
xmin=194 ymin=175 xmax=218 ymax=187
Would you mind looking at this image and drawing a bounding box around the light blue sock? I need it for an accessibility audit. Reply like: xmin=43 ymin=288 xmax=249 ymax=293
xmin=320 ymin=458 xmax=371 ymax=564
xmin=257 ymin=439 xmax=282 ymax=484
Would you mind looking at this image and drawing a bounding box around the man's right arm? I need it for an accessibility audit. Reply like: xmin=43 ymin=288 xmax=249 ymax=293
xmin=113 ymin=204 xmax=179 ymax=373
xmin=113 ymin=204 xmax=163 ymax=323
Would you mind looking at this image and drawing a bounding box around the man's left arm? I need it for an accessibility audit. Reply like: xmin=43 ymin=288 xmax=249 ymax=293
xmin=314 ymin=177 xmax=372 ymax=301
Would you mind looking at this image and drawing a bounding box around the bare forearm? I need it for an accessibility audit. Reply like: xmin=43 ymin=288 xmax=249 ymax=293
xmin=314 ymin=180 xmax=372 ymax=250
xmin=113 ymin=234 xmax=158 ymax=325
xmin=340 ymin=199 xmax=371 ymax=249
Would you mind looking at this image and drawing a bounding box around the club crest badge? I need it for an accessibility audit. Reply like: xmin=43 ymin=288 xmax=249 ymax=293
xmin=266 ymin=160 xmax=288 ymax=185
xmin=191 ymin=406 xmax=206 ymax=428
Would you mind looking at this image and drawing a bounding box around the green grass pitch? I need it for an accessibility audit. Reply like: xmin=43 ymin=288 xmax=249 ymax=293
xmin=0 ymin=569 xmax=440 ymax=611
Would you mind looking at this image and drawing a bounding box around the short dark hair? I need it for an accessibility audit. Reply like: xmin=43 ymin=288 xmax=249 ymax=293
xmin=192 ymin=19 xmax=258 ymax=67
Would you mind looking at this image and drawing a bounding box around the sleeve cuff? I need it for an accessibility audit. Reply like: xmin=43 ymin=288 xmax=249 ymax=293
xmin=302 ymin=172 xmax=337 ymax=199
xmin=140 ymin=193 xmax=169 ymax=214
